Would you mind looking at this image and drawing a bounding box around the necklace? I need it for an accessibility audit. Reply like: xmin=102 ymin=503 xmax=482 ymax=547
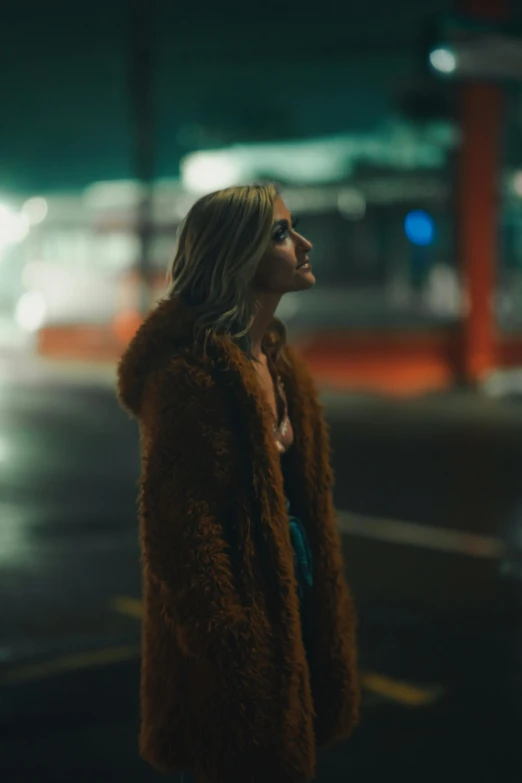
xmin=256 ymin=351 xmax=289 ymax=446
xmin=273 ymin=375 xmax=289 ymax=440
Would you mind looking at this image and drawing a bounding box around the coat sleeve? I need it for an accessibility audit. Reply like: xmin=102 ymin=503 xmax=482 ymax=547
xmin=138 ymin=356 xmax=248 ymax=659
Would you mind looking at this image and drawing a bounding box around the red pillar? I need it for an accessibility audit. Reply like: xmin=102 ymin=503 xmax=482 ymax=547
xmin=458 ymin=0 xmax=508 ymax=383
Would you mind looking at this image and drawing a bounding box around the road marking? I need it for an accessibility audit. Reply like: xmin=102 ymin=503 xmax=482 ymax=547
xmin=110 ymin=595 xmax=144 ymax=619
xmin=110 ymin=595 xmax=443 ymax=708
xmin=359 ymin=671 xmax=443 ymax=707
xmin=0 ymin=644 xmax=141 ymax=686
xmin=0 ymin=632 xmax=442 ymax=707
xmin=0 ymin=647 xmax=442 ymax=709
xmin=336 ymin=511 xmax=504 ymax=559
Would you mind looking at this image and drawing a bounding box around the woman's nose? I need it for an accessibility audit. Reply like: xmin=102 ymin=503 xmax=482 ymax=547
xmin=301 ymin=236 xmax=313 ymax=252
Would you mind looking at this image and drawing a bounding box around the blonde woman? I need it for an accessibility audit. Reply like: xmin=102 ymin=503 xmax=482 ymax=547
xmin=117 ymin=184 xmax=359 ymax=783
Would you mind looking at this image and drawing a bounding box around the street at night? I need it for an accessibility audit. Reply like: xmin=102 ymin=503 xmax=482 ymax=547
xmin=3 ymin=0 xmax=522 ymax=778
xmin=0 ymin=356 xmax=520 ymax=781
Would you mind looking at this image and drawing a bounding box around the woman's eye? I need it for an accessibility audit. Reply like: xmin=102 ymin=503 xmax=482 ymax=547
xmin=274 ymin=228 xmax=289 ymax=243
xmin=273 ymin=220 xmax=300 ymax=244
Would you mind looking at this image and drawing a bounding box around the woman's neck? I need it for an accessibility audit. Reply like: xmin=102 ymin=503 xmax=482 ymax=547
xmin=249 ymin=291 xmax=282 ymax=360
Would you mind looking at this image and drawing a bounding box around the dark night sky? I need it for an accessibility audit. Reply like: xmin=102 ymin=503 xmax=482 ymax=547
xmin=1 ymin=0 xmax=456 ymax=194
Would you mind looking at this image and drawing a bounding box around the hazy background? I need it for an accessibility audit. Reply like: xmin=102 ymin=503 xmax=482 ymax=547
xmin=1 ymin=1 xmax=522 ymax=781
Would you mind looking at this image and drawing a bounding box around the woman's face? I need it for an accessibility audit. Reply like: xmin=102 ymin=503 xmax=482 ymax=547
xmin=253 ymin=198 xmax=315 ymax=295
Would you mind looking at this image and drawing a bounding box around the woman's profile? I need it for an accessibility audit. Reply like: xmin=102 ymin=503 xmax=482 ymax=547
xmin=116 ymin=183 xmax=360 ymax=783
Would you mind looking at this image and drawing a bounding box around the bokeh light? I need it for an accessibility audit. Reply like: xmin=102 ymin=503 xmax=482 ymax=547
xmin=512 ymin=171 xmax=522 ymax=197
xmin=15 ymin=290 xmax=47 ymax=332
xmin=429 ymin=47 xmax=457 ymax=75
xmin=22 ymin=197 xmax=48 ymax=225
xmin=404 ymin=210 xmax=435 ymax=247
xmin=0 ymin=204 xmax=30 ymax=249
xmin=182 ymin=155 xmax=240 ymax=194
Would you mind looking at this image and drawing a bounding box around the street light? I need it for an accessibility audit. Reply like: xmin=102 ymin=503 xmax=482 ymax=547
xmin=429 ymin=47 xmax=458 ymax=75
xmin=427 ymin=13 xmax=522 ymax=82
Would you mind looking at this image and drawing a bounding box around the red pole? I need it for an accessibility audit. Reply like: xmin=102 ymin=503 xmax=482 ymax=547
xmin=458 ymin=0 xmax=508 ymax=384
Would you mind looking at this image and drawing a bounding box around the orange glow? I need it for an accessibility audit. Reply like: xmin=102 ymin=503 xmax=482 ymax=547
xmin=112 ymin=309 xmax=144 ymax=346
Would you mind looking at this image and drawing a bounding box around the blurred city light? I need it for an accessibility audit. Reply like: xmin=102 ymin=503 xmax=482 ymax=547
xmin=83 ymin=179 xmax=144 ymax=210
xmin=429 ymin=47 xmax=458 ymax=75
xmin=429 ymin=13 xmax=522 ymax=83
xmin=482 ymin=368 xmax=522 ymax=398
xmin=181 ymin=123 xmax=456 ymax=197
xmin=425 ymin=264 xmax=461 ymax=317
xmin=512 ymin=171 xmax=522 ymax=197
xmin=337 ymin=188 xmax=366 ymax=220
xmin=0 ymin=204 xmax=30 ymax=249
xmin=404 ymin=210 xmax=435 ymax=246
xmin=182 ymin=154 xmax=241 ymax=194
xmin=21 ymin=197 xmax=48 ymax=226
xmin=15 ymin=290 xmax=47 ymax=332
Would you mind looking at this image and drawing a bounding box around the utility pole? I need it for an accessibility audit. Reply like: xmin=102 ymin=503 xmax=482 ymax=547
xmin=129 ymin=0 xmax=156 ymax=317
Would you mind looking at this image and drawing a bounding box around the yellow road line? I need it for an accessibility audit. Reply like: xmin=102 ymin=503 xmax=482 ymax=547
xmin=360 ymin=671 xmax=442 ymax=706
xmin=0 ymin=595 xmax=443 ymax=706
xmin=110 ymin=594 xmax=144 ymax=619
xmin=0 ymin=644 xmax=141 ymax=686
xmin=111 ymin=595 xmax=442 ymax=708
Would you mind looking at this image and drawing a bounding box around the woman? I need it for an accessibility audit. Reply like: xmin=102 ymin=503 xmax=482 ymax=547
xmin=116 ymin=184 xmax=360 ymax=783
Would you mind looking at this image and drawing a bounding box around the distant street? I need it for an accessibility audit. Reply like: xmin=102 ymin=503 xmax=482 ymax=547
xmin=0 ymin=355 xmax=521 ymax=781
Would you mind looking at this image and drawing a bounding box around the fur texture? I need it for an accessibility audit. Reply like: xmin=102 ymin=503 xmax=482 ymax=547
xmin=116 ymin=296 xmax=360 ymax=783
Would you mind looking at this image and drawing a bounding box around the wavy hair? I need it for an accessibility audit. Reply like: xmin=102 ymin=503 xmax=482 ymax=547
xmin=165 ymin=183 xmax=287 ymax=364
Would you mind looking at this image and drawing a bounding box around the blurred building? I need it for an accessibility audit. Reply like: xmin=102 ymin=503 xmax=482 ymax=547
xmin=1 ymin=0 xmax=522 ymax=394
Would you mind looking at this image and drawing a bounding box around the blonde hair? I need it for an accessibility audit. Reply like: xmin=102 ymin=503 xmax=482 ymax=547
xmin=166 ymin=183 xmax=286 ymax=362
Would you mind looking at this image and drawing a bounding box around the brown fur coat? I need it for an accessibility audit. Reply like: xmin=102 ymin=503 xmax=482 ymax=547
xmin=116 ymin=295 xmax=359 ymax=783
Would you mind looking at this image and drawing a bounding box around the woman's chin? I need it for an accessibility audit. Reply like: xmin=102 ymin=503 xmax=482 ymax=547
xmin=293 ymin=269 xmax=316 ymax=289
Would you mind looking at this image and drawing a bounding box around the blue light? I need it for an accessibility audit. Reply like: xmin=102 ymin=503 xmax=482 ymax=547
xmin=404 ymin=210 xmax=435 ymax=247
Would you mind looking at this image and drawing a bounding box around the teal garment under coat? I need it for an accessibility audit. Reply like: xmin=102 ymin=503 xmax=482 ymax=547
xmin=285 ymin=497 xmax=314 ymax=601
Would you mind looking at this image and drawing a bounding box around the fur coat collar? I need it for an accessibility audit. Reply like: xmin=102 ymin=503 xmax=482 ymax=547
xmin=117 ymin=295 xmax=359 ymax=783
